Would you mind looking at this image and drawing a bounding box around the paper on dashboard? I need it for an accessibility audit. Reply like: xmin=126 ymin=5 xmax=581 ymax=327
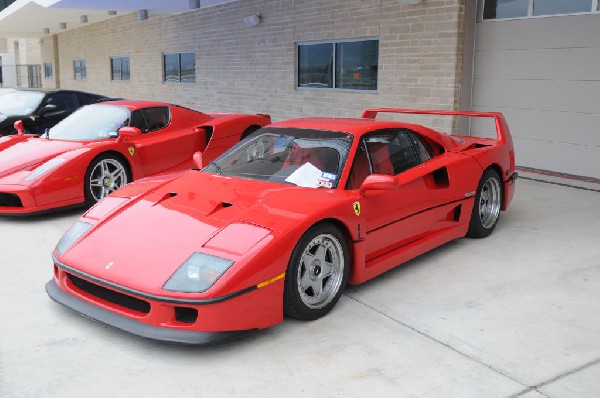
xmin=285 ymin=162 xmax=322 ymax=188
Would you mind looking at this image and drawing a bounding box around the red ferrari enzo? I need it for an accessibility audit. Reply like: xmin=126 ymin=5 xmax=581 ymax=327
xmin=46 ymin=108 xmax=517 ymax=344
xmin=0 ymin=100 xmax=270 ymax=214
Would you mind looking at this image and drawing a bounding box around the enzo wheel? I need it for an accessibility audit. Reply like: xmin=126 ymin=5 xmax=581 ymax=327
xmin=467 ymin=168 xmax=502 ymax=238
xmin=84 ymin=154 xmax=130 ymax=207
xmin=284 ymin=223 xmax=349 ymax=320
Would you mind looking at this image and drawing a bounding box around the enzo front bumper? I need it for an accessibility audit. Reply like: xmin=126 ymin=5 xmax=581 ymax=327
xmin=45 ymin=279 xmax=248 ymax=344
xmin=0 ymin=184 xmax=82 ymax=215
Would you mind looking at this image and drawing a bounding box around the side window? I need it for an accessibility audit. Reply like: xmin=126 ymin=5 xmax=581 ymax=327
xmin=75 ymin=93 xmax=96 ymax=106
xmin=43 ymin=93 xmax=77 ymax=112
xmin=407 ymin=131 xmax=434 ymax=163
xmin=141 ymin=107 xmax=170 ymax=133
xmin=130 ymin=110 xmax=147 ymax=132
xmin=346 ymin=130 xmax=432 ymax=189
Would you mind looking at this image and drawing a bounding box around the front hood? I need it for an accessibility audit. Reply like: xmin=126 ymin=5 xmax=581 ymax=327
xmin=63 ymin=171 xmax=348 ymax=293
xmin=0 ymin=138 xmax=83 ymax=178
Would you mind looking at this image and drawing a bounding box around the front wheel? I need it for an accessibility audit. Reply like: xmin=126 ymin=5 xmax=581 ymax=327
xmin=467 ymin=168 xmax=502 ymax=238
xmin=283 ymin=223 xmax=349 ymax=320
xmin=84 ymin=154 xmax=130 ymax=207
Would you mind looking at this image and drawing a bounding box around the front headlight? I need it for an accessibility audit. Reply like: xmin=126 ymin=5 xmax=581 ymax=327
xmin=25 ymin=158 xmax=66 ymax=181
xmin=163 ymin=252 xmax=234 ymax=293
xmin=56 ymin=221 xmax=92 ymax=255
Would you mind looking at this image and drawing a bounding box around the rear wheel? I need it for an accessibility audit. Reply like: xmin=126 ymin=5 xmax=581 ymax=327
xmin=467 ymin=168 xmax=502 ymax=238
xmin=283 ymin=223 xmax=349 ymax=320
xmin=84 ymin=154 xmax=130 ymax=207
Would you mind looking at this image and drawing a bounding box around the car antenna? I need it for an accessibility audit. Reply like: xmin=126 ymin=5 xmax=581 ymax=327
xmin=45 ymin=128 xmax=49 ymax=139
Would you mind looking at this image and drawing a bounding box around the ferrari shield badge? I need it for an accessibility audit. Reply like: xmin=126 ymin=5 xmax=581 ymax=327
xmin=128 ymin=147 xmax=135 ymax=156
xmin=352 ymin=201 xmax=361 ymax=216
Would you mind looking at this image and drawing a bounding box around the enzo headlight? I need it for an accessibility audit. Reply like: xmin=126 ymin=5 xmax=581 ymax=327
xmin=56 ymin=221 xmax=92 ymax=255
xmin=25 ymin=158 xmax=66 ymax=181
xmin=163 ymin=252 xmax=234 ymax=293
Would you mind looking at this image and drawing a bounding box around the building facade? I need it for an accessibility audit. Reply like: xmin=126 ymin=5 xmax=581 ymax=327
xmin=1 ymin=0 xmax=599 ymax=179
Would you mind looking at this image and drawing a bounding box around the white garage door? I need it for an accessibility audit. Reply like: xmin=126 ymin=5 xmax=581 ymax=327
xmin=471 ymin=1 xmax=600 ymax=179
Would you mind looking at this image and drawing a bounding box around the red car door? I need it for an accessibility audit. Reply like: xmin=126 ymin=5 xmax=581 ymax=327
xmin=348 ymin=129 xmax=473 ymax=262
xmin=131 ymin=107 xmax=199 ymax=176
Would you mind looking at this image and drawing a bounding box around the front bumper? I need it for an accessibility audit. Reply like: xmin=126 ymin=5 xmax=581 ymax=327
xmin=46 ymin=279 xmax=250 ymax=344
xmin=0 ymin=184 xmax=82 ymax=215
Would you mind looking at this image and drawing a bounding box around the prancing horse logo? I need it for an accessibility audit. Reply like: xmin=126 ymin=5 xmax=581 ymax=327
xmin=128 ymin=147 xmax=135 ymax=156
xmin=352 ymin=201 xmax=361 ymax=216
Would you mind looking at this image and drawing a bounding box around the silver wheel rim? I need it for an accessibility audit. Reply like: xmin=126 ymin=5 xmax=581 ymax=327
xmin=89 ymin=159 xmax=128 ymax=203
xmin=479 ymin=176 xmax=501 ymax=229
xmin=297 ymin=233 xmax=345 ymax=309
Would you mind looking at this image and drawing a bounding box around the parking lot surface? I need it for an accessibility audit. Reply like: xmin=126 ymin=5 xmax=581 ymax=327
xmin=1 ymin=174 xmax=599 ymax=397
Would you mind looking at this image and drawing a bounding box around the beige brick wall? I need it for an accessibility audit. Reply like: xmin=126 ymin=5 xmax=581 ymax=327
xmin=40 ymin=35 xmax=59 ymax=89
xmin=50 ymin=0 xmax=465 ymax=132
xmin=0 ymin=38 xmax=7 ymax=53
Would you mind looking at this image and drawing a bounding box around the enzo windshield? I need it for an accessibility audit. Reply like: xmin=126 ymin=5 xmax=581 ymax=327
xmin=203 ymin=127 xmax=353 ymax=188
xmin=0 ymin=91 xmax=45 ymax=116
xmin=46 ymin=105 xmax=130 ymax=141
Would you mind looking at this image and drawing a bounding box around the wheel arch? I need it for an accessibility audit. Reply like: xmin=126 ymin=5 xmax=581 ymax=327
xmin=88 ymin=150 xmax=133 ymax=180
xmin=485 ymin=162 xmax=506 ymax=209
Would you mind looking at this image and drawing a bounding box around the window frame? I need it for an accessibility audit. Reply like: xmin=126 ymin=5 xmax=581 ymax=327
xmin=480 ymin=0 xmax=600 ymax=21
xmin=110 ymin=56 xmax=130 ymax=81
xmin=162 ymin=52 xmax=196 ymax=84
xmin=73 ymin=59 xmax=86 ymax=80
xmin=296 ymin=37 xmax=379 ymax=93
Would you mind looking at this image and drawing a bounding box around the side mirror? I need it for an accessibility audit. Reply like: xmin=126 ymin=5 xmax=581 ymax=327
xmin=14 ymin=120 xmax=25 ymax=136
xmin=359 ymin=174 xmax=399 ymax=195
xmin=192 ymin=151 xmax=203 ymax=169
xmin=117 ymin=126 xmax=142 ymax=143
xmin=38 ymin=104 xmax=58 ymax=117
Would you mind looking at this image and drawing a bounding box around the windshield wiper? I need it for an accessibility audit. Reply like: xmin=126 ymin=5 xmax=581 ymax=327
xmin=208 ymin=161 xmax=223 ymax=175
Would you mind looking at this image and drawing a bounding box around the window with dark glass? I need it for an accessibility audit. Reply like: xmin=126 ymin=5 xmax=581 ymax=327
xmin=298 ymin=43 xmax=333 ymax=88
xmin=533 ymin=0 xmax=592 ymax=16
xmin=335 ymin=40 xmax=378 ymax=90
xmin=42 ymin=92 xmax=78 ymax=112
xmin=43 ymin=63 xmax=52 ymax=79
xmin=484 ymin=0 xmax=596 ymax=19
xmin=163 ymin=52 xmax=195 ymax=83
xmin=111 ymin=57 xmax=130 ymax=81
xmin=298 ymin=38 xmax=379 ymax=91
xmin=130 ymin=107 xmax=170 ymax=133
xmin=74 ymin=60 xmax=86 ymax=80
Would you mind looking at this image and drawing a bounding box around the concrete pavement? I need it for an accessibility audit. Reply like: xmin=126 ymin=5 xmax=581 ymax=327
xmin=1 ymin=175 xmax=599 ymax=397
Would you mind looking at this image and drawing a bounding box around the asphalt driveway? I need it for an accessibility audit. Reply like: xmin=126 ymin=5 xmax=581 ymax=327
xmin=1 ymin=173 xmax=599 ymax=397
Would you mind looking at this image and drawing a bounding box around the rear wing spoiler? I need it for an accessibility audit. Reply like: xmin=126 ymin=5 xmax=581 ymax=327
xmin=361 ymin=108 xmax=511 ymax=145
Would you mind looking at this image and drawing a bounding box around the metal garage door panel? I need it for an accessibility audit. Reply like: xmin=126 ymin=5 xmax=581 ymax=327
xmin=475 ymin=15 xmax=600 ymax=50
xmin=474 ymin=48 xmax=600 ymax=81
xmin=471 ymin=107 xmax=600 ymax=147
xmin=513 ymin=138 xmax=600 ymax=179
xmin=472 ymin=78 xmax=600 ymax=115
xmin=471 ymin=13 xmax=600 ymax=178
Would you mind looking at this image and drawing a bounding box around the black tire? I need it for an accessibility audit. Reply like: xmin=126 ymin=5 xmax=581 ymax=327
xmin=84 ymin=154 xmax=131 ymax=208
xmin=467 ymin=168 xmax=503 ymax=238
xmin=283 ymin=222 xmax=349 ymax=320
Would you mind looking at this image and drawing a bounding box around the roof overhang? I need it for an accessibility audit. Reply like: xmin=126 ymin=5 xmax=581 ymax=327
xmin=0 ymin=0 xmax=237 ymax=38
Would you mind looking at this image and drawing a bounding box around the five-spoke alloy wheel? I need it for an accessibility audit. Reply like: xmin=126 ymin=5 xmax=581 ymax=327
xmin=84 ymin=155 xmax=130 ymax=207
xmin=284 ymin=223 xmax=349 ymax=320
xmin=467 ymin=168 xmax=502 ymax=238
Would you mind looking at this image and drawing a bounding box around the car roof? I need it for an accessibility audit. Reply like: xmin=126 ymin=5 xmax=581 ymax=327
xmin=12 ymin=88 xmax=106 ymax=97
xmin=95 ymin=100 xmax=173 ymax=111
xmin=268 ymin=117 xmax=430 ymax=137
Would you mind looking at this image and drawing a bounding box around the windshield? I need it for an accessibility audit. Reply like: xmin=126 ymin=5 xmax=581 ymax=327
xmin=203 ymin=127 xmax=353 ymax=188
xmin=0 ymin=91 xmax=45 ymax=116
xmin=45 ymin=105 xmax=130 ymax=141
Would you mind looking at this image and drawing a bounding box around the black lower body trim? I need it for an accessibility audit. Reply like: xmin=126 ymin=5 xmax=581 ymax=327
xmin=45 ymin=279 xmax=252 ymax=345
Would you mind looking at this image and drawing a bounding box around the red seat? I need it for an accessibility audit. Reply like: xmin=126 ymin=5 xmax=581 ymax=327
xmin=347 ymin=143 xmax=394 ymax=189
